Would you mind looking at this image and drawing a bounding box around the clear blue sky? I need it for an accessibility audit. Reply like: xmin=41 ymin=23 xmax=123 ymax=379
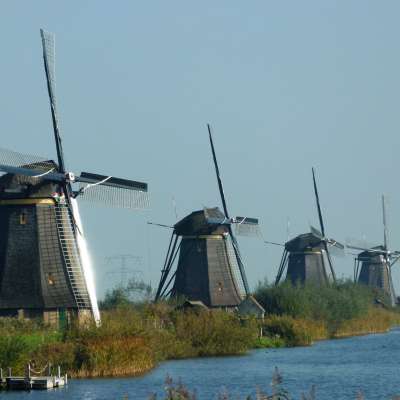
xmin=2 ymin=1 xmax=400 ymax=297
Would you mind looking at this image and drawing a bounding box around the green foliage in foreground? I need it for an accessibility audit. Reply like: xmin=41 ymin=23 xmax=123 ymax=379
xmin=0 ymin=306 xmax=258 ymax=377
xmin=0 ymin=318 xmax=61 ymax=370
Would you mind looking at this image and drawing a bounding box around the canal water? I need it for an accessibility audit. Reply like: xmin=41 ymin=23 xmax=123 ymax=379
xmin=3 ymin=328 xmax=400 ymax=399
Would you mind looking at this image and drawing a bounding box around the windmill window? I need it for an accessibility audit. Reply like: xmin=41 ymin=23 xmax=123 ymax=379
xmin=19 ymin=212 xmax=27 ymax=225
xmin=217 ymin=282 xmax=223 ymax=292
xmin=48 ymin=274 xmax=55 ymax=286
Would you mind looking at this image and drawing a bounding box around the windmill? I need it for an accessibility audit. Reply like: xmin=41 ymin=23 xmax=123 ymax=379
xmin=347 ymin=195 xmax=400 ymax=306
xmin=0 ymin=29 xmax=148 ymax=326
xmin=275 ymin=168 xmax=344 ymax=286
xmin=154 ymin=125 xmax=260 ymax=308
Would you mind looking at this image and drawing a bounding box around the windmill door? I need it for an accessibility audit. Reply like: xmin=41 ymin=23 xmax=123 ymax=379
xmin=58 ymin=308 xmax=67 ymax=329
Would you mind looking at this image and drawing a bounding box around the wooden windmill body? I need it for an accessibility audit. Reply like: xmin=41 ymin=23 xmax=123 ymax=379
xmin=0 ymin=30 xmax=148 ymax=326
xmin=275 ymin=169 xmax=343 ymax=286
xmin=159 ymin=208 xmax=245 ymax=307
xmin=155 ymin=126 xmax=260 ymax=309
xmin=349 ymin=196 xmax=399 ymax=306
xmin=281 ymin=232 xmax=333 ymax=286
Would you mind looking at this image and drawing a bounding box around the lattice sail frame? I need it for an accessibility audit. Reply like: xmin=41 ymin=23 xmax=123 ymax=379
xmin=41 ymin=29 xmax=59 ymax=119
xmin=0 ymin=147 xmax=53 ymax=171
xmin=78 ymin=183 xmax=149 ymax=209
xmin=226 ymin=235 xmax=247 ymax=298
xmin=0 ymin=147 xmax=149 ymax=210
xmin=234 ymin=216 xmax=261 ymax=237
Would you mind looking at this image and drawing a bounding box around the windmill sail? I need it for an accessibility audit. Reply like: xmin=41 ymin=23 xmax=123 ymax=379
xmin=207 ymin=124 xmax=250 ymax=295
xmin=0 ymin=147 xmax=53 ymax=171
xmin=77 ymin=172 xmax=149 ymax=209
xmin=40 ymin=29 xmax=66 ymax=173
xmin=0 ymin=159 xmax=149 ymax=210
xmin=234 ymin=216 xmax=260 ymax=237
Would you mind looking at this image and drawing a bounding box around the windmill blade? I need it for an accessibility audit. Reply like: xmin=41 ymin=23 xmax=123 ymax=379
xmin=312 ymin=167 xmax=326 ymax=237
xmin=327 ymin=238 xmax=345 ymax=250
xmin=0 ymin=163 xmax=64 ymax=183
xmin=310 ymin=224 xmax=344 ymax=256
xmin=346 ymin=243 xmax=385 ymax=254
xmin=234 ymin=216 xmax=260 ymax=237
xmin=207 ymin=124 xmax=230 ymax=218
xmin=390 ymin=254 xmax=400 ymax=267
xmin=40 ymin=29 xmax=66 ymax=173
xmin=207 ymin=124 xmax=250 ymax=295
xmin=264 ymin=240 xmax=285 ymax=247
xmin=77 ymin=172 xmax=147 ymax=191
xmin=326 ymin=239 xmax=345 ymax=257
xmin=390 ymin=255 xmax=400 ymax=267
xmin=147 ymin=221 xmax=174 ymax=229
xmin=310 ymin=225 xmax=323 ymax=239
xmin=77 ymin=172 xmax=149 ymax=209
xmin=0 ymin=147 xmax=55 ymax=171
xmin=382 ymin=195 xmax=389 ymax=251
xmin=345 ymin=238 xmax=379 ymax=250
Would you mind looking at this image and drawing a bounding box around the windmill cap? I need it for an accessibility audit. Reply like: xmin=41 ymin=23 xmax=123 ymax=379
xmin=174 ymin=207 xmax=229 ymax=236
xmin=285 ymin=232 xmax=325 ymax=252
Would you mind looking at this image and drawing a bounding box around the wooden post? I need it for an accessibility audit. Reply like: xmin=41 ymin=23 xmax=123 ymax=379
xmin=48 ymin=363 xmax=52 ymax=376
xmin=8 ymin=368 xmax=11 ymax=378
xmin=57 ymin=365 xmax=61 ymax=378
xmin=0 ymin=368 xmax=3 ymax=381
xmin=26 ymin=363 xmax=31 ymax=379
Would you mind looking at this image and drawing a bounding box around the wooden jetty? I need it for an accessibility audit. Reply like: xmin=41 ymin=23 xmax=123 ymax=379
xmin=0 ymin=364 xmax=67 ymax=391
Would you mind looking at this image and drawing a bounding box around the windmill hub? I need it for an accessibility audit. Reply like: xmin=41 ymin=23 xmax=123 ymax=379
xmin=66 ymin=172 xmax=75 ymax=182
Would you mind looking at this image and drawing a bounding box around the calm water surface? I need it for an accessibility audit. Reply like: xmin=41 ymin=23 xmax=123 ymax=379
xmin=3 ymin=328 xmax=400 ymax=399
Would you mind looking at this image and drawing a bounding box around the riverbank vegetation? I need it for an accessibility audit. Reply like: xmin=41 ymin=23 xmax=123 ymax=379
xmin=0 ymin=306 xmax=257 ymax=378
xmin=0 ymin=280 xmax=399 ymax=378
xmin=254 ymin=280 xmax=400 ymax=346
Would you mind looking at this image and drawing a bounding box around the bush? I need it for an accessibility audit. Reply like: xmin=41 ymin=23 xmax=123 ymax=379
xmin=254 ymin=280 xmax=382 ymax=327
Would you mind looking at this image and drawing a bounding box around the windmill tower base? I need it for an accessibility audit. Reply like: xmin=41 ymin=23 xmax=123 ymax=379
xmin=357 ymin=253 xmax=396 ymax=306
xmin=0 ymin=307 xmax=92 ymax=328
xmin=286 ymin=249 xmax=331 ymax=286
xmin=173 ymin=236 xmax=243 ymax=308
xmin=0 ymin=200 xmax=93 ymax=326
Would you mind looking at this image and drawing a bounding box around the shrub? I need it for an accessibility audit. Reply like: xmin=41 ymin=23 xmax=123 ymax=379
xmin=254 ymin=280 xmax=382 ymax=329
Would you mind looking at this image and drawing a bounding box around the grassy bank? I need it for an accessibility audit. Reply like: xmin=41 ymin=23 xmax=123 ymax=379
xmin=1 ymin=282 xmax=399 ymax=378
xmin=0 ymin=307 xmax=257 ymax=378
xmin=254 ymin=281 xmax=400 ymax=346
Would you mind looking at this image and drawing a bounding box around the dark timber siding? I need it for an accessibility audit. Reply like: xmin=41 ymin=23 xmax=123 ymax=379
xmin=0 ymin=204 xmax=76 ymax=310
xmin=173 ymin=237 xmax=242 ymax=307
xmin=286 ymin=249 xmax=329 ymax=286
xmin=0 ymin=205 xmax=43 ymax=308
